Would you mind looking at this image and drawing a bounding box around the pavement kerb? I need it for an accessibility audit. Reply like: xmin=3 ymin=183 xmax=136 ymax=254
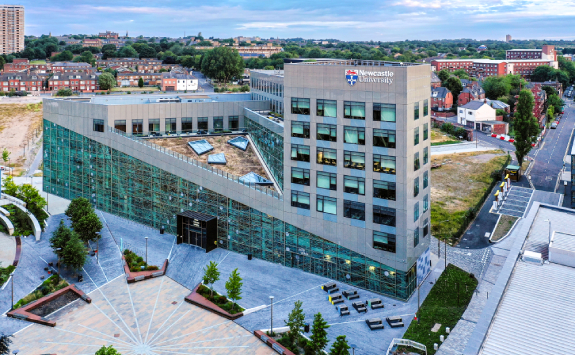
xmin=489 ymin=216 xmax=521 ymax=243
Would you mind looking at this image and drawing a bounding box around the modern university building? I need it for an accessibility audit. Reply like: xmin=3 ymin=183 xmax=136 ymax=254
xmin=43 ymin=59 xmax=431 ymax=300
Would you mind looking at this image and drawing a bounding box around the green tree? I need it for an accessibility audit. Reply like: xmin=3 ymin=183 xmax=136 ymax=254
xmin=202 ymin=261 xmax=220 ymax=299
xmin=308 ymin=312 xmax=330 ymax=354
xmin=531 ymin=65 xmax=556 ymax=82
xmin=547 ymin=93 xmax=564 ymax=114
xmin=117 ymin=45 xmax=139 ymax=58
xmin=95 ymin=345 xmax=121 ymax=355
xmin=61 ymin=231 xmax=87 ymax=274
xmin=200 ymin=46 xmax=244 ymax=84
xmin=49 ymin=220 xmax=73 ymax=254
xmin=0 ymin=333 xmax=12 ymax=355
xmin=444 ymin=76 xmax=463 ymax=101
xmin=74 ymin=212 xmax=103 ymax=244
xmin=225 ymin=268 xmax=242 ymax=311
xmin=138 ymin=77 xmax=144 ymax=88
xmin=437 ymin=69 xmax=450 ymax=83
xmin=329 ymin=335 xmax=351 ymax=355
xmin=264 ymin=65 xmax=275 ymax=70
xmin=513 ymin=89 xmax=539 ymax=166
xmin=180 ymin=55 xmax=195 ymax=69
xmin=51 ymin=50 xmax=74 ymax=61
xmin=0 ymin=56 xmax=5 ymax=71
xmin=452 ymin=69 xmax=469 ymax=80
xmin=483 ymin=76 xmax=511 ymax=100
xmin=65 ymin=197 xmax=93 ymax=225
xmin=55 ymin=88 xmax=73 ymax=96
xmin=285 ymin=300 xmax=305 ymax=345
xmin=1 ymin=148 xmax=9 ymax=165
xmin=18 ymin=184 xmax=47 ymax=226
xmin=75 ymin=51 xmax=95 ymax=66
xmin=98 ymin=72 xmax=116 ymax=90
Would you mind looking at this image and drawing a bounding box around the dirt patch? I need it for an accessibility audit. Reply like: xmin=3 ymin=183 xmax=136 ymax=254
xmin=431 ymin=128 xmax=458 ymax=143
xmin=491 ymin=215 xmax=518 ymax=241
xmin=28 ymin=290 xmax=80 ymax=317
xmin=467 ymin=153 xmax=502 ymax=164
xmin=148 ymin=135 xmax=270 ymax=181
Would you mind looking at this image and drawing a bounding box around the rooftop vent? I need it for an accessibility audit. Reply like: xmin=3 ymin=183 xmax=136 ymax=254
xmin=522 ymin=250 xmax=543 ymax=265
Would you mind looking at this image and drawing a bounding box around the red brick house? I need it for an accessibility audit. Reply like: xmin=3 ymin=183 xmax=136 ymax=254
xmin=431 ymin=87 xmax=453 ymax=110
xmin=431 ymin=72 xmax=441 ymax=88
xmin=0 ymin=73 xmax=49 ymax=92
xmin=51 ymin=62 xmax=93 ymax=73
xmin=48 ymin=72 xmax=100 ymax=92
xmin=116 ymin=72 xmax=161 ymax=86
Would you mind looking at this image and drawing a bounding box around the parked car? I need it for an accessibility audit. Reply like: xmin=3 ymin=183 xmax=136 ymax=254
xmin=551 ymin=122 xmax=558 ymax=129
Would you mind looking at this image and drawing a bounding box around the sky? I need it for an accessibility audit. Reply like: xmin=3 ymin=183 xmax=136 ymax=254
xmin=19 ymin=0 xmax=575 ymax=41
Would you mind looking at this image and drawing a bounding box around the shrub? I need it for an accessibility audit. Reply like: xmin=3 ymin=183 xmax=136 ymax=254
xmin=127 ymin=91 xmax=131 ymax=94
xmin=146 ymin=265 xmax=159 ymax=271
xmin=214 ymin=87 xmax=220 ymax=93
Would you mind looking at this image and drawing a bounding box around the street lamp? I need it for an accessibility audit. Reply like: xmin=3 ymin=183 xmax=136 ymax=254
xmin=56 ymin=247 xmax=62 ymax=276
xmin=95 ymin=232 xmax=101 ymax=262
xmin=269 ymin=296 xmax=274 ymax=336
xmin=350 ymin=343 xmax=357 ymax=355
xmin=10 ymin=272 xmax=14 ymax=310
xmin=145 ymin=237 xmax=149 ymax=265
xmin=437 ymin=220 xmax=450 ymax=258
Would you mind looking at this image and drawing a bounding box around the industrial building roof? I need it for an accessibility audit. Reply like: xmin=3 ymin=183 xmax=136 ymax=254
xmin=550 ymin=232 xmax=575 ymax=252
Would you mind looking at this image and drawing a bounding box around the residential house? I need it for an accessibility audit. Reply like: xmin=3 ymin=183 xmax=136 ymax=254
xmin=431 ymin=87 xmax=453 ymax=111
xmin=0 ymin=73 xmax=49 ymax=92
xmin=48 ymin=72 xmax=100 ymax=92
xmin=431 ymin=72 xmax=441 ymax=88
xmin=51 ymin=62 xmax=93 ymax=73
xmin=161 ymin=72 xmax=198 ymax=91
xmin=116 ymin=72 xmax=161 ymax=87
xmin=457 ymin=100 xmax=496 ymax=127
xmin=83 ymin=38 xmax=102 ymax=48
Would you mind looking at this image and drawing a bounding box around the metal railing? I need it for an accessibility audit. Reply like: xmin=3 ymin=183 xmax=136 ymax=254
xmin=108 ymin=127 xmax=283 ymax=200
xmin=297 ymin=59 xmax=425 ymax=67
xmin=386 ymin=338 xmax=427 ymax=355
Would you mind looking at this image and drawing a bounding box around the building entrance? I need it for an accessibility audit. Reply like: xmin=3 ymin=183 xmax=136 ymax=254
xmin=177 ymin=211 xmax=218 ymax=252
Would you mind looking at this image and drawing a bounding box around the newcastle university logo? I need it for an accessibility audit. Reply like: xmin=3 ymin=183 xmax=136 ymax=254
xmin=345 ymin=69 xmax=358 ymax=86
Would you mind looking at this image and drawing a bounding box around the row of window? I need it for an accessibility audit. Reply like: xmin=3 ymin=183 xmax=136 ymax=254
xmin=293 ymin=122 xmax=429 ymax=146
xmin=251 ymin=78 xmax=284 ymax=97
xmin=97 ymin=117 xmax=241 ymax=134
xmin=291 ymin=98 xmax=429 ymax=120
xmin=291 ymin=144 xmax=429 ymax=172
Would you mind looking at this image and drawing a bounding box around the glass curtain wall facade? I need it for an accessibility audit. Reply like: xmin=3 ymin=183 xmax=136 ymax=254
xmin=245 ymin=116 xmax=285 ymax=190
xmin=43 ymin=119 xmax=416 ymax=300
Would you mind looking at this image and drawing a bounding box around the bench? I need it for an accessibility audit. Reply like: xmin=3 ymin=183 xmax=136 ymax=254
xmin=322 ymin=282 xmax=337 ymax=292
xmin=337 ymin=304 xmax=350 ymax=316
xmin=368 ymin=298 xmax=384 ymax=310
xmin=352 ymin=301 xmax=367 ymax=313
xmin=327 ymin=287 xmax=340 ymax=294
xmin=366 ymin=318 xmax=384 ymax=330
xmin=386 ymin=316 xmax=405 ymax=328
xmin=329 ymin=293 xmax=344 ymax=305
xmin=342 ymin=289 xmax=360 ymax=300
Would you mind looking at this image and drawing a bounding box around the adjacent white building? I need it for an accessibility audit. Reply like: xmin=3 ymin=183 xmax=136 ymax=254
xmin=457 ymin=100 xmax=496 ymax=127
xmin=161 ymin=72 xmax=198 ymax=91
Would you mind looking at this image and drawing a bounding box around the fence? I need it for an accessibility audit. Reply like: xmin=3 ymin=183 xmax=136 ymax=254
xmin=108 ymin=127 xmax=283 ymax=200
xmin=386 ymin=338 xmax=427 ymax=355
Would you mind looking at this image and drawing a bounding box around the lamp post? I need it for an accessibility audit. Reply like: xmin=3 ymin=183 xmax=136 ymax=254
xmin=437 ymin=220 xmax=449 ymax=258
xmin=95 ymin=232 xmax=101 ymax=262
xmin=10 ymin=272 xmax=14 ymax=310
xmin=269 ymin=296 xmax=274 ymax=335
xmin=56 ymin=247 xmax=62 ymax=276
xmin=145 ymin=237 xmax=149 ymax=265
xmin=350 ymin=343 xmax=357 ymax=355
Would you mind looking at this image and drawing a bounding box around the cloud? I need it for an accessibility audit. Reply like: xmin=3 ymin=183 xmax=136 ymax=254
xmin=395 ymin=0 xmax=443 ymax=9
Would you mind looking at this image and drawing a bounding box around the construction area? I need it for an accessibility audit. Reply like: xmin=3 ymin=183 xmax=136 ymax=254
xmin=148 ymin=135 xmax=272 ymax=181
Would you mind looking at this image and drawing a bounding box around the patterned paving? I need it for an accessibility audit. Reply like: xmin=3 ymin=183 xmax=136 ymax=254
xmin=10 ymin=276 xmax=273 ymax=355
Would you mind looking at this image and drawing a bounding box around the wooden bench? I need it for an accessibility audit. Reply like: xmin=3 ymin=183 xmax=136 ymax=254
xmin=368 ymin=298 xmax=384 ymax=310
xmin=342 ymin=289 xmax=360 ymax=300
xmin=366 ymin=318 xmax=384 ymax=330
xmin=386 ymin=316 xmax=405 ymax=328
xmin=337 ymin=304 xmax=350 ymax=316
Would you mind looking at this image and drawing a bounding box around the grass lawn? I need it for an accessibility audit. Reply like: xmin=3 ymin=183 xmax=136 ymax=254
xmin=490 ymin=215 xmax=518 ymax=241
xmin=431 ymin=151 xmax=509 ymax=244
xmin=111 ymin=87 xmax=159 ymax=92
xmin=402 ymin=264 xmax=478 ymax=355
xmin=431 ymin=128 xmax=460 ymax=144
xmin=30 ymin=60 xmax=46 ymax=64
xmin=0 ymin=264 xmax=16 ymax=287
xmin=431 ymin=140 xmax=461 ymax=146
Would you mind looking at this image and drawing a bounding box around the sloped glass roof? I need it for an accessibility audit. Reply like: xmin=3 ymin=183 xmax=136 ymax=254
xmin=239 ymin=172 xmax=273 ymax=186
xmin=187 ymin=139 xmax=214 ymax=155
xmin=207 ymin=153 xmax=227 ymax=165
xmin=227 ymin=136 xmax=250 ymax=151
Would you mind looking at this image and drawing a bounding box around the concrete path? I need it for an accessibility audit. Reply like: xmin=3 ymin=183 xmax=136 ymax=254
xmin=431 ymin=141 xmax=499 ymax=156
xmin=25 ymin=146 xmax=43 ymax=177
xmin=0 ymin=232 xmax=15 ymax=267
xmin=11 ymin=176 xmax=70 ymax=215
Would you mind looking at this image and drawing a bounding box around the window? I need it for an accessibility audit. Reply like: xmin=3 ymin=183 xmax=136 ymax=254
xmin=291 ymin=167 xmax=310 ymax=186
xmin=317 ymin=147 xmax=337 ymax=166
xmin=317 ymin=123 xmax=337 ymax=142
xmin=291 ymin=191 xmax=310 ymax=209
xmin=373 ymin=129 xmax=396 ymax=148
xmin=414 ymin=227 xmax=420 ymax=247
xmin=165 ymin=118 xmax=176 ymax=134
xmin=93 ymin=119 xmax=104 ymax=132
xmin=414 ymin=101 xmax=420 ymax=120
xmin=344 ymin=126 xmax=365 ymax=145
xmin=424 ymin=147 xmax=429 ymax=165
xmin=317 ymin=172 xmax=337 ymax=190
xmin=213 ymin=116 xmax=224 ymax=132
xmin=423 ymin=123 xmax=429 ymax=141
xmin=373 ymin=103 xmax=396 ymax=122
xmin=182 ymin=117 xmax=193 ymax=132
xmin=197 ymin=117 xmax=208 ymax=130
xmin=291 ymin=144 xmax=310 ymax=162
xmin=228 ymin=116 xmax=239 ymax=130
xmin=373 ymin=154 xmax=396 ymax=174
xmin=374 ymin=180 xmax=396 ymax=201
xmin=344 ymin=176 xmax=365 ymax=195
xmin=423 ymin=194 xmax=429 ymax=212
xmin=344 ymin=151 xmax=365 ymax=170
xmin=414 ymin=202 xmax=420 ymax=222
xmin=344 ymin=101 xmax=365 ymax=120
xmin=423 ymin=171 xmax=429 ymax=189
xmin=344 ymin=200 xmax=365 ymax=221
xmin=114 ymin=120 xmax=126 ymax=132
xmin=373 ymin=231 xmax=396 ymax=253
xmin=292 ymin=121 xmax=310 ymax=138
xmin=414 ymin=127 xmax=420 ymax=146
xmin=414 ymin=152 xmax=420 ymax=171
xmin=291 ymin=97 xmax=310 ymax=115
xmin=132 ymin=119 xmax=143 ymax=135
xmin=424 ymin=99 xmax=429 ymax=116
xmin=423 ymin=218 xmax=429 ymax=237
xmin=373 ymin=206 xmax=396 ymax=226
xmin=414 ymin=177 xmax=420 ymax=197
xmin=317 ymin=99 xmax=337 ymax=117
xmin=317 ymin=195 xmax=337 ymax=215
xmin=149 ymin=119 xmax=160 ymax=133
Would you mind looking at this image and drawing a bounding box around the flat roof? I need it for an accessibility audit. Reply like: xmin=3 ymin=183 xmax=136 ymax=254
xmin=51 ymin=93 xmax=254 ymax=105
xmin=507 ymin=49 xmax=542 ymax=51
xmin=432 ymin=59 xmax=554 ymax=63
xmin=289 ymin=59 xmax=426 ymax=67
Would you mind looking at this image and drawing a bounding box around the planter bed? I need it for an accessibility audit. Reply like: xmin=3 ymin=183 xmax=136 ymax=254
xmin=123 ymin=255 xmax=168 ymax=284
xmin=254 ymin=330 xmax=296 ymax=355
xmin=7 ymin=284 xmax=91 ymax=327
xmin=184 ymin=283 xmax=244 ymax=320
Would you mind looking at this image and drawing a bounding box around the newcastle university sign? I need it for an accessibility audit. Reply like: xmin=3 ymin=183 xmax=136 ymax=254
xmin=346 ymin=69 xmax=394 ymax=86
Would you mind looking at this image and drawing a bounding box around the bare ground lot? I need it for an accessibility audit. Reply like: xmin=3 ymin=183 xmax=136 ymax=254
xmin=148 ymin=135 xmax=271 ymax=180
xmin=431 ymin=127 xmax=459 ymax=144
xmin=0 ymin=102 xmax=43 ymax=175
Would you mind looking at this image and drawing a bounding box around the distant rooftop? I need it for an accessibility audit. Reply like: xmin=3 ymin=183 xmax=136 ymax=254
xmin=289 ymin=59 xmax=426 ymax=67
xmin=50 ymin=93 xmax=254 ymax=106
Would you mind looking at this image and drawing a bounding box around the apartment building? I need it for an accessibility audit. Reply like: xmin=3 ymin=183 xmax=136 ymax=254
xmin=83 ymin=38 xmax=103 ymax=48
xmin=506 ymin=45 xmax=557 ymax=61
xmin=51 ymin=62 xmax=93 ymax=73
xmin=116 ymin=72 xmax=161 ymax=86
xmin=0 ymin=5 xmax=24 ymax=55
xmin=99 ymin=31 xmax=119 ymax=39
xmin=48 ymin=72 xmax=99 ymax=92
xmin=0 ymin=73 xmax=48 ymax=92
xmin=431 ymin=59 xmax=558 ymax=80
